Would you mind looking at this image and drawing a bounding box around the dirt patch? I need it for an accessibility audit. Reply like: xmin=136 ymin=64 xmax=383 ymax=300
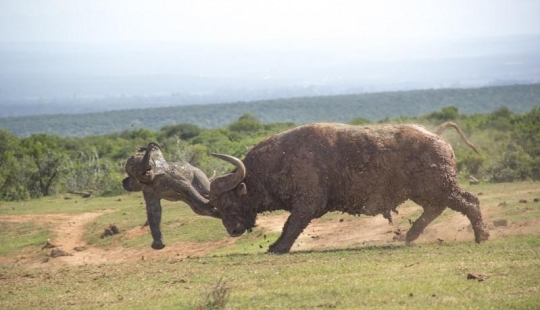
xmin=257 ymin=208 xmax=440 ymax=251
xmin=257 ymin=206 xmax=422 ymax=251
xmin=295 ymin=214 xmax=396 ymax=251
xmin=2 ymin=200 xmax=540 ymax=268
xmin=1 ymin=211 xmax=237 ymax=268
xmin=256 ymin=204 xmax=540 ymax=251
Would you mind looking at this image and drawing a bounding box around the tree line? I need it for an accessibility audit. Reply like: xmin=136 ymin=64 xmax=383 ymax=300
xmin=2 ymin=84 xmax=539 ymax=137
xmin=0 ymin=106 xmax=538 ymax=201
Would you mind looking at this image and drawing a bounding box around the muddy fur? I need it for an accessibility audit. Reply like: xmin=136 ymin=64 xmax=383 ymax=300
xmin=123 ymin=143 xmax=220 ymax=250
xmin=210 ymin=123 xmax=490 ymax=254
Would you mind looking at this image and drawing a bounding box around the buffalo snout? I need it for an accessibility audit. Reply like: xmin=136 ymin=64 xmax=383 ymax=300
xmin=225 ymin=221 xmax=246 ymax=237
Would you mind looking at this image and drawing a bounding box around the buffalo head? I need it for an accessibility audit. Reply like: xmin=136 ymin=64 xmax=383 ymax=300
xmin=209 ymin=153 xmax=256 ymax=237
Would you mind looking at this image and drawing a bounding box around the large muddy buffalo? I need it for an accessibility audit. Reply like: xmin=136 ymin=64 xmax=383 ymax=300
xmin=209 ymin=122 xmax=490 ymax=254
xmin=123 ymin=143 xmax=220 ymax=249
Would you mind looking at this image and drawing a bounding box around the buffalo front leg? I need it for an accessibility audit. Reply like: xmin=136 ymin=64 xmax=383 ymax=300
xmin=143 ymin=192 xmax=165 ymax=250
xmin=268 ymin=211 xmax=312 ymax=254
xmin=406 ymin=201 xmax=445 ymax=244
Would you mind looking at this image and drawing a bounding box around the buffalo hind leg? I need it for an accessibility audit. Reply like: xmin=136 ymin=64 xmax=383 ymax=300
xmin=447 ymin=190 xmax=489 ymax=243
xmin=406 ymin=202 xmax=445 ymax=244
xmin=268 ymin=211 xmax=312 ymax=254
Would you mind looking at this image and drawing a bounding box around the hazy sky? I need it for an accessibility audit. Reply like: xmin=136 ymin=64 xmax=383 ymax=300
xmin=1 ymin=0 xmax=539 ymax=105
xmin=1 ymin=0 xmax=539 ymax=44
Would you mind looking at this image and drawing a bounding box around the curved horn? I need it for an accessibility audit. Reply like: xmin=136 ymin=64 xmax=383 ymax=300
xmin=140 ymin=142 xmax=168 ymax=178
xmin=210 ymin=153 xmax=246 ymax=196
xmin=140 ymin=143 xmax=160 ymax=173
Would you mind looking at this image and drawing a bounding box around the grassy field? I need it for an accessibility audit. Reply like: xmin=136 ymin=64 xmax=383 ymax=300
xmin=0 ymin=182 xmax=539 ymax=309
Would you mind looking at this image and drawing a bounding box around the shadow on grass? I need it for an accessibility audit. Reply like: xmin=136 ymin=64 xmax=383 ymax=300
xmin=290 ymin=243 xmax=408 ymax=255
xmin=205 ymin=243 xmax=408 ymax=259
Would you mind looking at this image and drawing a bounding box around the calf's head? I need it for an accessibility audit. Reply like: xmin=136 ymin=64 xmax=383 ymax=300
xmin=209 ymin=153 xmax=256 ymax=237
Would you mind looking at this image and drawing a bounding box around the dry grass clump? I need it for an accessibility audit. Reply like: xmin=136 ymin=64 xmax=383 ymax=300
xmin=194 ymin=278 xmax=230 ymax=310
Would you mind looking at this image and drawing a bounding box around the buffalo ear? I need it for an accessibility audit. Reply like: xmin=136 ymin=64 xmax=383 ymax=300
xmin=236 ymin=183 xmax=247 ymax=197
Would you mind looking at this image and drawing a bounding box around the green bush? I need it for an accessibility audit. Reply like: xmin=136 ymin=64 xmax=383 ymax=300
xmin=159 ymin=123 xmax=202 ymax=140
xmin=228 ymin=113 xmax=263 ymax=133
xmin=1 ymin=106 xmax=540 ymax=201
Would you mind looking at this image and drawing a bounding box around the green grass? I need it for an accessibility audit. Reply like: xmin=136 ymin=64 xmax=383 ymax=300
xmin=1 ymin=181 xmax=539 ymax=309
xmin=213 ymin=229 xmax=282 ymax=256
xmin=0 ymin=193 xmax=232 ymax=252
xmin=465 ymin=182 xmax=540 ymax=225
xmin=0 ymin=221 xmax=50 ymax=255
xmin=0 ymin=194 xmax=133 ymax=216
xmin=0 ymin=235 xmax=539 ymax=309
xmin=83 ymin=197 xmax=230 ymax=249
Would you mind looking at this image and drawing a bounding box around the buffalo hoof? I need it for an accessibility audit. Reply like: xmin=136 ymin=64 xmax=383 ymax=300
xmin=151 ymin=242 xmax=165 ymax=250
xmin=474 ymin=229 xmax=490 ymax=244
xmin=267 ymin=245 xmax=290 ymax=254
xmin=267 ymin=250 xmax=287 ymax=255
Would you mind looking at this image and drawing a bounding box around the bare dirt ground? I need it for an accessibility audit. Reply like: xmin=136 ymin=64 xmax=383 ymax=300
xmin=257 ymin=204 xmax=540 ymax=252
xmin=1 ymin=211 xmax=236 ymax=268
xmin=2 ymin=199 xmax=540 ymax=269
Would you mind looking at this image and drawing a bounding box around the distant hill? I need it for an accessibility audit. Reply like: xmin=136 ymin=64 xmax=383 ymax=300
xmin=1 ymin=84 xmax=539 ymax=137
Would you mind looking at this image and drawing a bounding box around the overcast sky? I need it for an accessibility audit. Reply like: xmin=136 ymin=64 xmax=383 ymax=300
xmin=1 ymin=0 xmax=539 ymax=105
xmin=1 ymin=0 xmax=539 ymax=44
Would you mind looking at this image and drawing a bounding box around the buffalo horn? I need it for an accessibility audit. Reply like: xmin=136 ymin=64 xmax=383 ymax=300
xmin=210 ymin=153 xmax=246 ymax=196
